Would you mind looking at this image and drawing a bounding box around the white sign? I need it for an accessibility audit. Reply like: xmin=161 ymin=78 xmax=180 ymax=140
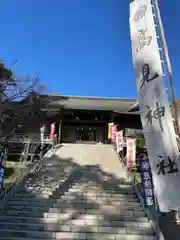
xmin=116 ymin=131 xmax=124 ymax=153
xmin=126 ymin=138 xmax=136 ymax=169
xmin=40 ymin=125 xmax=45 ymax=145
xmin=130 ymin=0 xmax=180 ymax=212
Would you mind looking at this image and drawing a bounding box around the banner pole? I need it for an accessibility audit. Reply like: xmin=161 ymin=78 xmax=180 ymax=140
xmin=153 ymin=0 xmax=180 ymax=138
xmin=153 ymin=0 xmax=180 ymax=225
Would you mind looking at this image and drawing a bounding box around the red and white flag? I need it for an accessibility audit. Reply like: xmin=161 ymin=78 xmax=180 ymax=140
xmin=111 ymin=124 xmax=117 ymax=143
xmin=50 ymin=123 xmax=55 ymax=141
xmin=116 ymin=131 xmax=124 ymax=153
xmin=126 ymin=138 xmax=136 ymax=169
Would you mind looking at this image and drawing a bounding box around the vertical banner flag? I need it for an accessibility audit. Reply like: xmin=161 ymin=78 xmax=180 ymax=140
xmin=40 ymin=125 xmax=45 ymax=146
xmin=116 ymin=130 xmax=124 ymax=153
xmin=50 ymin=123 xmax=55 ymax=141
xmin=130 ymin=0 xmax=180 ymax=211
xmin=108 ymin=123 xmax=117 ymax=143
xmin=0 ymin=147 xmax=7 ymax=194
xmin=108 ymin=123 xmax=113 ymax=139
xmin=139 ymin=154 xmax=155 ymax=207
xmin=126 ymin=138 xmax=136 ymax=169
xmin=111 ymin=124 xmax=117 ymax=143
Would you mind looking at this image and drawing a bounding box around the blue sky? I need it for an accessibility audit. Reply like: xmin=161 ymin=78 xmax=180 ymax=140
xmin=1 ymin=0 xmax=179 ymax=98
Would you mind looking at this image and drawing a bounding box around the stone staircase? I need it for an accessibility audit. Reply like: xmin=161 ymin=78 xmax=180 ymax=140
xmin=0 ymin=144 xmax=156 ymax=239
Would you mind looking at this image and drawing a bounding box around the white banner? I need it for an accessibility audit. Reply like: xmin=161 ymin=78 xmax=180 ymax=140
xmin=40 ymin=125 xmax=45 ymax=145
xmin=130 ymin=0 xmax=180 ymax=212
xmin=116 ymin=131 xmax=124 ymax=153
xmin=126 ymin=138 xmax=136 ymax=169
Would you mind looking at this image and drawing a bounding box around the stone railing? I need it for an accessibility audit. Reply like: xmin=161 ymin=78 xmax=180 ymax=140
xmin=5 ymin=133 xmax=57 ymax=144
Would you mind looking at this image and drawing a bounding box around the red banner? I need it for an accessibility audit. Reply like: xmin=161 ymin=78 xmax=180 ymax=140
xmin=126 ymin=138 xmax=136 ymax=169
xmin=50 ymin=123 xmax=55 ymax=141
xmin=110 ymin=123 xmax=117 ymax=143
xmin=111 ymin=124 xmax=117 ymax=143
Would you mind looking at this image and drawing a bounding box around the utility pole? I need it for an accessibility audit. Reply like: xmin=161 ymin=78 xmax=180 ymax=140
xmin=153 ymin=0 xmax=180 ymax=138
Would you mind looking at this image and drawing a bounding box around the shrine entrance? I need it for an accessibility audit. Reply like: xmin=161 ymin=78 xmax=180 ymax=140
xmin=76 ymin=127 xmax=97 ymax=142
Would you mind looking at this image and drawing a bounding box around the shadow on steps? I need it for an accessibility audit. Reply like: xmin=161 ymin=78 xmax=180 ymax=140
xmin=0 ymin=154 xmax=155 ymax=239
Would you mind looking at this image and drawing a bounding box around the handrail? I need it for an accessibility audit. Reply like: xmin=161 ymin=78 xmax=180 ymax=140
xmin=0 ymin=142 xmax=56 ymax=211
xmin=6 ymin=134 xmax=56 ymax=141
xmin=0 ymin=159 xmax=41 ymax=211
xmin=117 ymin=152 xmax=164 ymax=240
xmin=2 ymin=134 xmax=57 ymax=145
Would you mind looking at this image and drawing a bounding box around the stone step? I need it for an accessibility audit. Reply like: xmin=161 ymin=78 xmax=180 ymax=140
xmin=17 ymin=187 xmax=134 ymax=195
xmin=78 ymin=179 xmax=133 ymax=185
xmin=7 ymin=200 xmax=55 ymax=207
xmin=23 ymin=182 xmax=66 ymax=187
xmin=0 ymin=229 xmax=155 ymax=239
xmin=23 ymin=181 xmax=64 ymax=185
xmin=0 ymin=222 xmax=154 ymax=234
xmin=16 ymin=192 xmax=55 ymax=197
xmin=10 ymin=196 xmax=51 ymax=201
xmin=0 ymin=215 xmax=151 ymax=227
xmin=24 ymin=180 xmax=66 ymax=185
xmin=0 ymin=215 xmax=150 ymax=224
xmin=67 ymin=188 xmax=135 ymax=194
xmin=18 ymin=186 xmax=59 ymax=192
xmin=10 ymin=194 xmax=138 ymax=202
xmin=7 ymin=199 xmax=141 ymax=208
xmin=24 ymin=178 xmax=68 ymax=186
xmin=13 ymin=192 xmax=136 ymax=200
xmin=14 ymin=192 xmax=55 ymax=197
xmin=14 ymin=192 xmax=53 ymax=197
xmin=18 ymin=187 xmax=57 ymax=192
xmin=68 ymin=184 xmax=134 ymax=190
xmin=13 ymin=191 xmax=136 ymax=198
xmin=71 ymin=183 xmax=133 ymax=187
xmin=0 ymin=236 xmax=156 ymax=240
xmin=25 ymin=174 xmax=68 ymax=179
xmin=4 ymin=204 xmax=143 ymax=213
xmin=24 ymin=182 xmax=132 ymax=187
xmin=12 ymin=187 xmax=137 ymax=198
xmin=3 ymin=209 xmax=146 ymax=218
xmin=22 ymin=181 xmax=67 ymax=188
xmin=62 ymin=193 xmax=138 ymax=200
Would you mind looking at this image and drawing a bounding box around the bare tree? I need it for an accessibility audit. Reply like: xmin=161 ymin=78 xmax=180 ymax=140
xmin=0 ymin=62 xmax=48 ymax=142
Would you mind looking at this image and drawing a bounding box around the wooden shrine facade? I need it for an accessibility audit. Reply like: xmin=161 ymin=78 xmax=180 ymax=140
xmin=39 ymin=95 xmax=142 ymax=143
xmin=7 ymin=94 xmax=142 ymax=144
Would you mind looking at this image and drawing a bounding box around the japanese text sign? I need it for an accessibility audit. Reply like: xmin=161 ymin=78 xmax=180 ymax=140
xmin=126 ymin=138 xmax=136 ymax=169
xmin=0 ymin=147 xmax=7 ymax=194
xmin=116 ymin=130 xmax=124 ymax=153
xmin=139 ymin=154 xmax=155 ymax=206
xmin=129 ymin=0 xmax=180 ymax=212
